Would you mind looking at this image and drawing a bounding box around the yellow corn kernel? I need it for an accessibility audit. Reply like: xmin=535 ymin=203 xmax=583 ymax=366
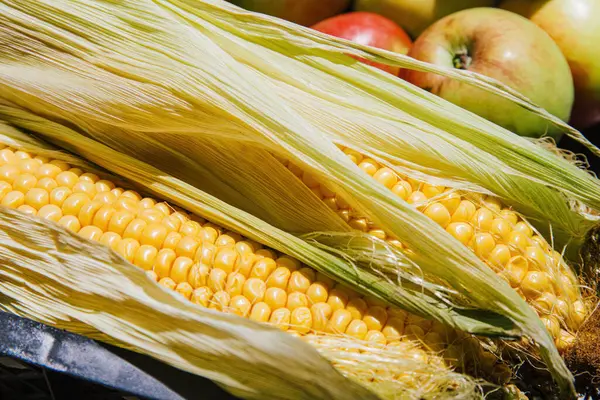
xmin=72 ymin=180 xmax=96 ymax=197
xmin=327 ymin=288 xmax=349 ymax=312
xmin=533 ymin=292 xmax=557 ymax=315
xmin=407 ymin=191 xmax=427 ymax=205
xmin=503 ymin=256 xmax=529 ymax=288
xmin=114 ymin=197 xmax=138 ymax=212
xmin=207 ymin=268 xmax=227 ymax=293
xmin=77 ymin=201 xmax=103 ymax=227
xmin=391 ymin=180 xmax=412 ymax=200
xmin=364 ymin=330 xmax=387 ymax=347
xmin=13 ymin=173 xmax=37 ymax=193
xmin=249 ymin=302 xmax=272 ymax=323
xmin=1 ymin=191 xmax=24 ymax=208
xmin=201 ymin=226 xmax=219 ymax=244
xmin=471 ymin=207 xmax=493 ymax=231
xmin=287 ymin=292 xmax=309 ymax=311
xmin=290 ymin=307 xmax=312 ymax=334
xmin=556 ymin=330 xmax=576 ymax=352
xmin=115 ymin=238 xmax=140 ymax=263
xmin=358 ymin=159 xmax=379 ymax=176
xmin=188 ymin=263 xmax=210 ymax=289
xmin=570 ymin=300 xmax=587 ymax=328
xmin=306 ymin=282 xmax=329 ymax=305
xmin=243 ymin=277 xmax=267 ymax=304
xmin=446 ymin=222 xmax=474 ymax=245
xmin=159 ymin=277 xmax=177 ymax=291
xmin=191 ymin=287 xmax=213 ymax=308
xmin=107 ymin=210 xmax=135 ymax=236
xmin=439 ymin=192 xmax=461 ymax=214
xmin=346 ymin=319 xmax=368 ymax=340
xmin=91 ymin=206 xmax=116 ymax=232
xmin=57 ymin=215 xmax=81 ymax=233
xmin=175 ymin=236 xmax=200 ymax=259
xmin=451 ymin=200 xmax=476 ymax=223
xmin=269 ymin=308 xmax=291 ymax=331
xmin=225 ymin=272 xmax=246 ymax=297
xmin=229 ymin=295 xmax=252 ymax=317
xmin=154 ymin=248 xmax=177 ymax=279
xmin=264 ymin=287 xmax=287 ymax=310
xmin=326 ymin=309 xmax=353 ymax=334
xmin=521 ymin=271 xmax=551 ymax=299
xmin=37 ymin=204 xmax=63 ymax=222
xmin=346 ymin=297 xmax=368 ymax=320
xmin=265 ymin=266 xmax=292 ymax=289
xmin=170 ymin=257 xmax=194 ymax=284
xmin=209 ymin=291 xmax=230 ymax=311
xmin=132 ymin=244 xmax=158 ymax=270
xmin=507 ymin=231 xmax=529 ymax=254
xmin=382 ymin=318 xmax=405 ymax=342
xmin=163 ymin=231 xmax=182 ymax=251
xmin=363 ymin=306 xmax=388 ymax=332
xmin=490 ymin=218 xmax=512 ymax=241
xmin=120 ymin=190 xmax=142 ymax=201
xmin=311 ymin=302 xmax=332 ymax=332
xmin=17 ymin=205 xmax=36 ymax=215
xmin=250 ymin=257 xmax=277 ymax=280
xmin=471 ymin=233 xmax=495 ymax=258
xmin=175 ymin=282 xmax=194 ymax=300
xmin=36 ymin=177 xmax=57 ymax=192
xmin=423 ymin=203 xmax=451 ymax=228
xmin=288 ymin=268 xmax=315 ymax=293
xmin=137 ymin=223 xmax=168 ymax=249
xmin=373 ymin=168 xmax=398 ymax=189
xmin=137 ymin=209 xmax=165 ymax=225
xmin=541 ymin=316 xmax=560 ymax=339
xmin=138 ymin=198 xmax=156 ymax=210
xmin=55 ymin=171 xmax=79 ymax=188
xmin=95 ymin=180 xmax=115 ymax=193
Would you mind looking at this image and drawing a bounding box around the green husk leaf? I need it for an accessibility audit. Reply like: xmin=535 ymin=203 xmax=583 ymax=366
xmin=0 ymin=0 xmax=589 ymax=394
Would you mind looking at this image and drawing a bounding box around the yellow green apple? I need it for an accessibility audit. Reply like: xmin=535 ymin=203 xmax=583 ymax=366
xmin=227 ymin=0 xmax=351 ymax=27
xmin=353 ymin=0 xmax=497 ymax=38
xmin=500 ymin=0 xmax=600 ymax=130
xmin=402 ymin=8 xmax=574 ymax=139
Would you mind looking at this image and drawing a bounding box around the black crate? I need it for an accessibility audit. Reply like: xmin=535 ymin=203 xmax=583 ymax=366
xmin=0 ymin=312 xmax=238 ymax=400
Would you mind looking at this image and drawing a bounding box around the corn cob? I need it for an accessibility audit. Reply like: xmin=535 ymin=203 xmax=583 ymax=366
xmin=0 ymin=144 xmax=510 ymax=392
xmin=283 ymin=147 xmax=587 ymax=352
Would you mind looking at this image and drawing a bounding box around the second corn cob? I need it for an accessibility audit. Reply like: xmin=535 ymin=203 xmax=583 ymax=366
xmin=282 ymin=146 xmax=588 ymax=352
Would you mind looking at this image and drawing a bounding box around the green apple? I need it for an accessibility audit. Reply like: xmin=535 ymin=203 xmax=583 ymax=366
xmin=402 ymin=8 xmax=574 ymax=139
xmin=500 ymin=0 xmax=600 ymax=131
xmin=354 ymin=0 xmax=497 ymax=38
xmin=227 ymin=0 xmax=351 ymax=27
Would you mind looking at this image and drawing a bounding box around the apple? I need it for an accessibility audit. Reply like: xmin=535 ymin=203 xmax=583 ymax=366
xmin=227 ymin=0 xmax=351 ymax=27
xmin=353 ymin=0 xmax=497 ymax=39
xmin=401 ymin=8 xmax=574 ymax=139
xmin=500 ymin=0 xmax=600 ymax=131
xmin=311 ymin=12 xmax=412 ymax=75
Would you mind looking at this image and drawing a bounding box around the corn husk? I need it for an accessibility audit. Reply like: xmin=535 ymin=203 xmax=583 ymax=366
xmin=0 ymin=0 xmax=594 ymax=395
xmin=0 ymin=122 xmax=483 ymax=400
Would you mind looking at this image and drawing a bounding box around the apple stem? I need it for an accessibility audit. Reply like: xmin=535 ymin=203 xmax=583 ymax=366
xmin=453 ymin=51 xmax=472 ymax=70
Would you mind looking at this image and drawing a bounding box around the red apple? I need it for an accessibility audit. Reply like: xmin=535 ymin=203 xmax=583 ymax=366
xmin=402 ymin=8 xmax=574 ymax=139
xmin=500 ymin=0 xmax=600 ymax=131
xmin=354 ymin=0 xmax=497 ymax=39
xmin=311 ymin=12 xmax=412 ymax=75
xmin=227 ymin=0 xmax=351 ymax=27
